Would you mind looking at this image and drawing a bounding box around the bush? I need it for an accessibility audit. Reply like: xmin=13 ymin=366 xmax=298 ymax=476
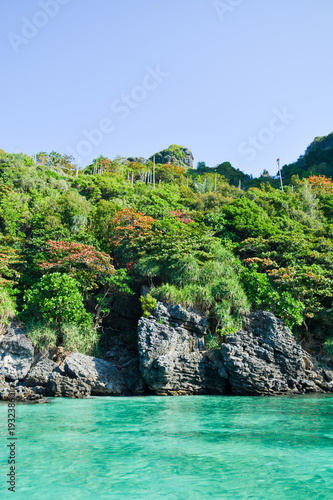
xmin=204 ymin=333 xmax=221 ymax=350
xmin=140 ymin=293 xmax=157 ymax=317
xmin=25 ymin=320 xmax=58 ymax=349
xmin=61 ymin=323 xmax=100 ymax=356
xmin=152 ymin=260 xmax=249 ymax=336
xmin=324 ymin=337 xmax=333 ymax=356
xmin=23 ymin=272 xmax=92 ymax=327
xmin=25 ymin=320 xmax=100 ymax=355
xmin=0 ymin=287 xmax=16 ymax=333
xmin=241 ymin=264 xmax=304 ymax=329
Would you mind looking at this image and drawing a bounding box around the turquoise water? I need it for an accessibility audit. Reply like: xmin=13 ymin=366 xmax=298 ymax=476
xmin=0 ymin=395 xmax=332 ymax=499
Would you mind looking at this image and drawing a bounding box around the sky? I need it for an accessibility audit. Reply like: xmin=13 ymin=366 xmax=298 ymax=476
xmin=1 ymin=0 xmax=332 ymax=177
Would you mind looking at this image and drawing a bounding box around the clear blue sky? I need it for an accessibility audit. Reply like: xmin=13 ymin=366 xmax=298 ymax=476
xmin=1 ymin=0 xmax=332 ymax=176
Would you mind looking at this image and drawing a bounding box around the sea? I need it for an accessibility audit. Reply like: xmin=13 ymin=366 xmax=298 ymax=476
xmin=0 ymin=395 xmax=332 ymax=499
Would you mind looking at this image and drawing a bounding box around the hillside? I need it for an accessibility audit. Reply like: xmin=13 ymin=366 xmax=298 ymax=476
xmin=282 ymin=132 xmax=333 ymax=182
xmin=0 ymin=143 xmax=333 ymax=361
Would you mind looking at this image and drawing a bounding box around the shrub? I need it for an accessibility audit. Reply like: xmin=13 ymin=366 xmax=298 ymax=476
xmin=23 ymin=272 xmax=92 ymax=327
xmin=241 ymin=264 xmax=304 ymax=329
xmin=204 ymin=333 xmax=221 ymax=350
xmin=25 ymin=320 xmax=58 ymax=349
xmin=25 ymin=320 xmax=100 ymax=355
xmin=324 ymin=337 xmax=333 ymax=356
xmin=0 ymin=287 xmax=16 ymax=333
xmin=140 ymin=293 xmax=157 ymax=317
xmin=61 ymin=323 xmax=100 ymax=356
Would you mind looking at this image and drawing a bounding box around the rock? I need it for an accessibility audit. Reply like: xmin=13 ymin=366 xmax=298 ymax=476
xmin=305 ymin=132 xmax=333 ymax=155
xmin=138 ymin=305 xmax=333 ymax=396
xmin=0 ymin=326 xmax=34 ymax=381
xmin=10 ymin=385 xmax=45 ymax=401
xmin=0 ymin=375 xmax=11 ymax=400
xmin=5 ymin=323 xmax=27 ymax=337
xmin=64 ymin=352 xmax=127 ymax=395
xmin=149 ymin=145 xmax=194 ymax=169
xmin=0 ymin=377 xmax=45 ymax=401
xmin=46 ymin=373 xmax=91 ymax=398
xmin=127 ymin=157 xmax=146 ymax=164
xmin=221 ymin=311 xmax=333 ymax=395
xmin=138 ymin=303 xmax=228 ymax=395
xmin=154 ymin=302 xmax=207 ymax=335
xmin=24 ymin=357 xmax=62 ymax=387
xmin=105 ymin=344 xmax=147 ymax=395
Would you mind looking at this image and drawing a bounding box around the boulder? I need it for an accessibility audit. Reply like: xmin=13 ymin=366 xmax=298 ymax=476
xmin=0 ymin=377 xmax=45 ymax=401
xmin=221 ymin=311 xmax=333 ymax=395
xmin=138 ymin=305 xmax=333 ymax=396
xmin=0 ymin=327 xmax=34 ymax=380
xmin=64 ymin=352 xmax=127 ymax=395
xmin=0 ymin=375 xmax=11 ymax=400
xmin=24 ymin=357 xmax=62 ymax=387
xmin=105 ymin=344 xmax=147 ymax=395
xmin=10 ymin=385 xmax=45 ymax=401
xmin=138 ymin=303 xmax=228 ymax=395
xmin=46 ymin=373 xmax=91 ymax=398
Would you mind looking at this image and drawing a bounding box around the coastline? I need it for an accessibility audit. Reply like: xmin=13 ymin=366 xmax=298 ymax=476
xmin=1 ymin=304 xmax=333 ymax=403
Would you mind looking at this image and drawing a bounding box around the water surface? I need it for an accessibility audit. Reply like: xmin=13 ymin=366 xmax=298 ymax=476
xmin=0 ymin=395 xmax=332 ymax=499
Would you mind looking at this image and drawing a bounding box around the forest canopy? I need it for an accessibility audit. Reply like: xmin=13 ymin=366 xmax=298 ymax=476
xmin=1 ymin=138 xmax=333 ymax=357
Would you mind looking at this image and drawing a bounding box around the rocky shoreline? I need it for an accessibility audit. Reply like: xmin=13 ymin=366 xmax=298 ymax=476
xmin=1 ymin=303 xmax=332 ymax=402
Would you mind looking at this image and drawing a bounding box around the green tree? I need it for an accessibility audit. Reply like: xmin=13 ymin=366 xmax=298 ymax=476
xmin=23 ymin=273 xmax=92 ymax=327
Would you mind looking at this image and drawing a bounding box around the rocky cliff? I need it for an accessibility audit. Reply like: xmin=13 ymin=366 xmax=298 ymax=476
xmin=138 ymin=304 xmax=333 ymax=396
xmin=0 ymin=324 xmax=145 ymax=401
xmin=305 ymin=132 xmax=333 ymax=155
xmin=149 ymin=145 xmax=194 ymax=169
xmin=220 ymin=311 xmax=333 ymax=395
xmin=1 ymin=306 xmax=332 ymax=400
xmin=138 ymin=303 xmax=228 ymax=395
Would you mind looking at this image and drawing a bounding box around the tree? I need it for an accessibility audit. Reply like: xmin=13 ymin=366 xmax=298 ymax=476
xmin=23 ymin=273 xmax=92 ymax=327
xmin=37 ymin=240 xmax=133 ymax=324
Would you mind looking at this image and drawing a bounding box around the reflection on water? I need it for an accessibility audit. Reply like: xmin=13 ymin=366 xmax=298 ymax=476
xmin=0 ymin=395 xmax=332 ymax=499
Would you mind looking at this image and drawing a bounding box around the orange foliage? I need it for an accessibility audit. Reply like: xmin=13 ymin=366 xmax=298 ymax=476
xmin=38 ymin=241 xmax=115 ymax=284
xmin=307 ymin=175 xmax=333 ymax=194
xmin=110 ymin=209 xmax=155 ymax=247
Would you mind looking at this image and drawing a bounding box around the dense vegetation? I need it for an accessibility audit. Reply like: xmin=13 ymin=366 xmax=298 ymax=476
xmin=1 ymin=138 xmax=333 ymax=358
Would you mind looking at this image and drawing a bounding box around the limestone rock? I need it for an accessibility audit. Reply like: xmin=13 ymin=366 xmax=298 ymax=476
xmin=46 ymin=373 xmax=91 ymax=398
xmin=105 ymin=344 xmax=147 ymax=395
xmin=0 ymin=375 xmax=11 ymax=400
xmin=149 ymin=145 xmax=194 ymax=169
xmin=64 ymin=352 xmax=127 ymax=395
xmin=138 ymin=303 xmax=228 ymax=395
xmin=24 ymin=357 xmax=62 ymax=387
xmin=0 ymin=377 xmax=45 ymax=401
xmin=221 ymin=311 xmax=333 ymax=395
xmin=154 ymin=302 xmax=207 ymax=335
xmin=0 ymin=327 xmax=34 ymax=381
xmin=10 ymin=385 xmax=45 ymax=401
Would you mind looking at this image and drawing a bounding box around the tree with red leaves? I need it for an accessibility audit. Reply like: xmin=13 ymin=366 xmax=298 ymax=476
xmin=38 ymin=240 xmax=133 ymax=324
xmin=307 ymin=175 xmax=333 ymax=194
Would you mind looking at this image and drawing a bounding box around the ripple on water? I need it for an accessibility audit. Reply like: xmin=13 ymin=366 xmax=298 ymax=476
xmin=0 ymin=395 xmax=332 ymax=499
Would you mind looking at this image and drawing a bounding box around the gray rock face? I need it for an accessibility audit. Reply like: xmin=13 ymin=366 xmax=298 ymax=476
xmin=138 ymin=303 xmax=228 ymax=395
xmin=46 ymin=373 xmax=91 ymax=398
xmin=154 ymin=303 xmax=207 ymax=335
xmin=0 ymin=328 xmax=34 ymax=381
xmin=0 ymin=375 xmax=11 ymax=400
xmin=0 ymin=376 xmax=45 ymax=401
xmin=221 ymin=311 xmax=333 ymax=395
xmin=105 ymin=344 xmax=146 ymax=395
xmin=138 ymin=306 xmax=333 ymax=396
xmin=149 ymin=146 xmax=194 ymax=169
xmin=24 ymin=357 xmax=61 ymax=387
xmin=64 ymin=352 xmax=127 ymax=395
